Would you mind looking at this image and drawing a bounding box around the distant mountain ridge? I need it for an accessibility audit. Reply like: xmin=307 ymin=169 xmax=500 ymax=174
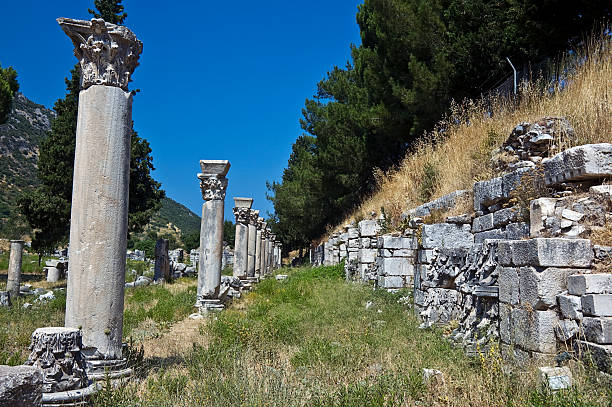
xmin=0 ymin=93 xmax=55 ymax=236
xmin=148 ymin=197 xmax=201 ymax=237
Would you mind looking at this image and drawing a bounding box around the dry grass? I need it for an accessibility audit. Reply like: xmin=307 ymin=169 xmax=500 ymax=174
xmin=332 ymin=30 xmax=612 ymax=234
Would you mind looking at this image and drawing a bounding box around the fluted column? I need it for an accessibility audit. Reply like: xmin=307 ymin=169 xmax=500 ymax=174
xmin=196 ymin=160 xmax=230 ymax=311
xmin=7 ymin=240 xmax=24 ymax=301
xmin=59 ymin=17 xmax=142 ymax=361
xmin=232 ymin=197 xmax=252 ymax=280
xmin=246 ymin=209 xmax=259 ymax=279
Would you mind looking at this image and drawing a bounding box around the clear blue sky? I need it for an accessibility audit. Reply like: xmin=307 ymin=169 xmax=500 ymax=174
xmin=0 ymin=0 xmax=362 ymax=221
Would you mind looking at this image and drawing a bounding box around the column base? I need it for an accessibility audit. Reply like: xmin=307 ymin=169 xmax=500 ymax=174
xmin=85 ymin=357 xmax=133 ymax=381
xmin=41 ymin=382 xmax=99 ymax=406
xmin=197 ymin=298 xmax=225 ymax=313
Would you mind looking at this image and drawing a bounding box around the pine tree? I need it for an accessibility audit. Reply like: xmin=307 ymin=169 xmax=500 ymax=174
xmin=88 ymin=0 xmax=127 ymax=24
xmin=0 ymin=64 xmax=19 ymax=124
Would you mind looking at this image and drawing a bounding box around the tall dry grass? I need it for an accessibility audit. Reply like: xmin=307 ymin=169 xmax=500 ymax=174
xmin=333 ymin=30 xmax=611 ymax=233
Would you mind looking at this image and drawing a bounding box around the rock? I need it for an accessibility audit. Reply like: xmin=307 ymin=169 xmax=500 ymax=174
xmin=35 ymin=291 xmax=55 ymax=303
xmin=574 ymin=340 xmax=612 ymax=374
xmin=581 ymin=317 xmax=612 ymax=344
xmin=555 ymin=319 xmax=579 ymax=342
xmin=530 ymin=198 xmax=557 ymax=237
xmin=173 ymin=262 xmax=187 ymax=273
xmin=473 ymin=214 xmax=494 ymax=233
xmin=568 ymin=274 xmax=612 ymax=295
xmin=519 ymin=267 xmax=575 ymax=310
xmin=404 ymin=190 xmax=470 ymax=218
xmin=499 ymin=267 xmax=519 ymax=305
xmin=497 ymin=238 xmax=592 ymax=268
xmin=358 ymin=219 xmax=381 ymax=237
xmin=22 ymin=303 xmax=32 ymax=309
xmin=561 ymin=209 xmax=584 ymax=222
xmin=421 ymin=223 xmax=473 ymax=249
xmin=188 ymin=313 xmax=204 ymax=320
xmin=557 ymin=294 xmax=583 ymax=320
xmin=377 ymin=276 xmax=404 ymax=289
xmin=365 ymin=301 xmax=373 ymax=310
xmin=446 ymin=214 xmax=471 ymax=224
xmin=134 ymin=276 xmax=152 ymax=287
xmin=0 ymin=292 xmax=9 ymax=307
xmin=377 ymin=235 xmax=417 ymax=249
xmin=538 ymin=366 xmax=572 ymax=391
xmin=543 ymin=143 xmax=612 ymax=185
xmin=0 ymin=365 xmax=43 ymax=407
xmin=275 ymin=274 xmax=288 ymax=281
xmin=581 ymin=294 xmax=612 ymax=317
xmin=184 ymin=266 xmax=196 ymax=276
xmin=473 ymin=168 xmax=530 ymax=212
xmin=590 ymin=184 xmax=612 ymax=196
xmin=376 ymin=257 xmax=414 ymax=277
xmin=422 ymin=368 xmax=444 ymax=384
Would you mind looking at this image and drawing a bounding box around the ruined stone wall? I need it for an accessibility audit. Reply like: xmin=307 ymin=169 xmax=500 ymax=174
xmin=316 ymin=143 xmax=612 ymax=371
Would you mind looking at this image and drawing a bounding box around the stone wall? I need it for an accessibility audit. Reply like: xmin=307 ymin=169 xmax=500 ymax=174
xmin=316 ymin=143 xmax=612 ymax=371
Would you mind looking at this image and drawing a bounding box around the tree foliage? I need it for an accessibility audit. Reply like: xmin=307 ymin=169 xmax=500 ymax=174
xmin=269 ymin=0 xmax=611 ymax=252
xmin=0 ymin=63 xmax=19 ymax=124
xmin=18 ymin=1 xmax=164 ymax=254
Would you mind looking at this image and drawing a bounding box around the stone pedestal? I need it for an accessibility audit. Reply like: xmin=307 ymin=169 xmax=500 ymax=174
xmin=196 ymin=160 xmax=230 ymax=311
xmin=232 ymin=197 xmax=252 ymax=280
xmin=7 ymin=240 xmax=24 ymax=300
xmin=246 ymin=209 xmax=259 ymax=279
xmin=25 ymin=327 xmax=98 ymax=406
xmin=45 ymin=267 xmax=61 ymax=283
xmin=154 ymin=238 xmax=170 ymax=282
xmin=58 ymin=17 xmax=142 ymax=366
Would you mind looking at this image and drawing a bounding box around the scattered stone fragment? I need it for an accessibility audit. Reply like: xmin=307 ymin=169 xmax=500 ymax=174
xmin=538 ymin=366 xmax=572 ymax=390
xmin=0 ymin=364 xmax=43 ymax=407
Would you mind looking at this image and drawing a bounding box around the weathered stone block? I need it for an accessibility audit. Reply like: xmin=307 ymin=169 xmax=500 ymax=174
xmin=378 ymin=275 xmax=404 ymax=288
xmin=530 ymin=198 xmax=558 ymax=237
xmin=581 ymin=294 xmax=612 ymax=317
xmin=512 ymin=308 xmax=558 ymax=353
xmin=377 ymin=257 xmax=414 ymax=276
xmin=574 ymin=340 xmax=612 ymax=374
xmin=418 ymin=249 xmax=436 ymax=264
xmin=499 ymin=267 xmax=519 ymax=305
xmin=473 ymin=214 xmax=494 ymax=233
xmin=568 ymin=274 xmax=612 ymax=295
xmin=506 ymin=222 xmax=529 ymax=240
xmin=421 ymin=223 xmax=473 ymax=249
xmin=555 ymin=319 xmax=579 ymax=342
xmin=493 ymin=207 xmax=521 ymax=227
xmin=581 ymin=317 xmax=612 ymax=344
xmin=499 ymin=303 xmax=512 ymax=343
xmin=414 ymin=289 xmax=426 ymax=306
xmin=358 ymin=220 xmax=381 ymax=237
xmin=473 ymin=169 xmax=531 ymax=211
xmin=557 ymin=294 xmax=583 ymax=320
xmin=359 ymin=248 xmax=377 ymax=264
xmin=0 ymin=365 xmax=43 ymax=407
xmin=543 ymin=143 xmax=612 ymax=185
xmin=378 ymin=235 xmax=416 ymax=249
xmin=538 ymin=366 xmax=572 ymax=390
xmin=475 ymin=229 xmax=505 ymax=243
xmin=497 ymin=238 xmax=592 ymax=268
xmin=519 ymin=267 xmax=575 ymax=310
xmin=0 ymin=292 xmax=9 ymax=307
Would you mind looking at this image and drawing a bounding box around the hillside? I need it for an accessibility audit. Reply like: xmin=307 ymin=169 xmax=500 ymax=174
xmin=147 ymin=197 xmax=201 ymax=237
xmin=0 ymin=93 xmax=55 ymax=237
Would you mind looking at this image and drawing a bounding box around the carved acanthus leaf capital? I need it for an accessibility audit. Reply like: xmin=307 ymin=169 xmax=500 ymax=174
xmin=57 ymin=18 xmax=142 ymax=91
xmin=25 ymin=327 xmax=88 ymax=393
xmin=248 ymin=210 xmax=260 ymax=225
xmin=233 ymin=207 xmax=250 ymax=224
xmin=199 ymin=175 xmax=228 ymax=201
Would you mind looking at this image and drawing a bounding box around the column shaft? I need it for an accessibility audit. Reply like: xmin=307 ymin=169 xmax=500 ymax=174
xmin=198 ymin=199 xmax=224 ymax=298
xmin=233 ymin=223 xmax=248 ymax=279
xmin=7 ymin=240 xmax=24 ymax=300
xmin=65 ymin=85 xmax=132 ymax=360
xmin=247 ymin=223 xmax=257 ymax=277
xmin=255 ymin=229 xmax=262 ymax=277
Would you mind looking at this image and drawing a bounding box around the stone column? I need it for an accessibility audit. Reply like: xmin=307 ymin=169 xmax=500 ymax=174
xmin=232 ymin=197 xmax=252 ymax=279
xmin=154 ymin=238 xmax=170 ymax=282
xmin=196 ymin=160 xmax=230 ymax=311
xmin=263 ymin=229 xmax=271 ymax=275
xmin=256 ymin=218 xmax=266 ymax=278
xmin=7 ymin=240 xmax=24 ymax=300
xmin=246 ymin=209 xmax=259 ymax=280
xmin=59 ymin=17 xmax=143 ymax=362
xmin=277 ymin=242 xmax=283 ymax=268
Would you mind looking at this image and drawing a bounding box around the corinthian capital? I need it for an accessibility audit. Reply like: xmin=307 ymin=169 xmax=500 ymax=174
xmin=199 ymin=176 xmax=228 ymax=201
xmin=57 ymin=18 xmax=142 ymax=91
xmin=249 ymin=209 xmax=260 ymax=225
xmin=233 ymin=207 xmax=250 ymax=224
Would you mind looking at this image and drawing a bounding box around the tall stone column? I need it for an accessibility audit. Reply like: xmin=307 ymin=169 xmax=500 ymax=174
xmin=7 ymin=240 xmax=25 ymax=300
xmin=232 ymin=197 xmax=252 ymax=280
xmin=196 ymin=160 xmax=230 ymax=311
xmin=263 ymin=229 xmax=271 ymax=275
xmin=59 ymin=17 xmax=142 ymax=363
xmin=277 ymin=242 xmax=283 ymax=268
xmin=256 ymin=218 xmax=266 ymax=278
xmin=154 ymin=239 xmax=170 ymax=282
xmin=246 ymin=209 xmax=259 ymax=279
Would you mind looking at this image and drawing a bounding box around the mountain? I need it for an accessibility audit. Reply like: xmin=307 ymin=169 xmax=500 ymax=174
xmin=148 ymin=197 xmax=201 ymax=237
xmin=0 ymin=93 xmax=55 ymax=237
